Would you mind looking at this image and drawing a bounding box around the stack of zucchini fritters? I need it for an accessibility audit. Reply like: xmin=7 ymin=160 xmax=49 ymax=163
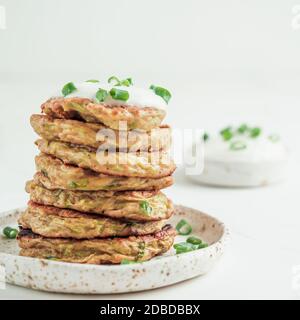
xmin=17 ymin=84 xmax=177 ymax=264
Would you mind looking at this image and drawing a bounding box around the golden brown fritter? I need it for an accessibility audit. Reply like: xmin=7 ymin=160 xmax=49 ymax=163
xmin=26 ymin=181 xmax=174 ymax=222
xmin=41 ymin=97 xmax=166 ymax=131
xmin=18 ymin=225 xmax=176 ymax=264
xmin=18 ymin=202 xmax=166 ymax=239
xmin=35 ymin=154 xmax=173 ymax=191
xmin=35 ymin=139 xmax=176 ymax=178
xmin=30 ymin=114 xmax=171 ymax=152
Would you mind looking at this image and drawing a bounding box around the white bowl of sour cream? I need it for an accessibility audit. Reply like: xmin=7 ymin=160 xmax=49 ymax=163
xmin=189 ymin=125 xmax=288 ymax=187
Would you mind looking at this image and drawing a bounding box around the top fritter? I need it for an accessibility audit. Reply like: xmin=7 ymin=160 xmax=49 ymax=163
xmin=41 ymin=77 xmax=172 ymax=131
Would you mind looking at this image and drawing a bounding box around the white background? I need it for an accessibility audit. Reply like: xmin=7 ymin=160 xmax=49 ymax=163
xmin=0 ymin=0 xmax=300 ymax=299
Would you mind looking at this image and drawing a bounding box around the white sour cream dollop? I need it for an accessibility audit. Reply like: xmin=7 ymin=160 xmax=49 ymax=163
xmin=53 ymin=81 xmax=167 ymax=110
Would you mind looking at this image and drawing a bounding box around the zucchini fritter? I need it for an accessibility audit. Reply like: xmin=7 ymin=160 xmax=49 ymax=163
xmin=31 ymin=114 xmax=171 ymax=152
xmin=35 ymin=154 xmax=173 ymax=191
xmin=41 ymin=97 xmax=166 ymax=131
xmin=19 ymin=202 xmax=166 ymax=239
xmin=18 ymin=225 xmax=176 ymax=264
xmin=36 ymin=139 xmax=176 ymax=178
xmin=26 ymin=181 xmax=173 ymax=222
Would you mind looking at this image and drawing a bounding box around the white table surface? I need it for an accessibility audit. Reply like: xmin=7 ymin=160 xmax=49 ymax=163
xmin=0 ymin=78 xmax=299 ymax=300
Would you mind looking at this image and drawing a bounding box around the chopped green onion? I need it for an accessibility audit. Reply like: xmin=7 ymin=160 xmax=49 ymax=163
xmin=119 ymin=78 xmax=132 ymax=87
xmin=176 ymin=219 xmax=192 ymax=235
xmin=202 ymin=132 xmax=209 ymax=142
xmin=108 ymin=76 xmax=133 ymax=87
xmin=237 ymin=124 xmax=248 ymax=134
xmin=222 ymin=131 xmax=233 ymax=141
xmin=150 ymin=85 xmax=172 ymax=104
xmin=68 ymin=181 xmax=78 ymax=189
xmin=137 ymin=242 xmax=146 ymax=259
xmin=249 ymin=127 xmax=261 ymax=138
xmin=108 ymin=76 xmax=120 ymax=85
xmin=198 ymin=243 xmax=209 ymax=249
xmin=229 ymin=140 xmax=247 ymax=151
xmin=69 ymin=179 xmax=88 ymax=188
xmin=85 ymin=79 xmax=100 ymax=83
xmin=109 ymin=88 xmax=129 ymax=101
xmin=174 ymin=242 xmax=198 ymax=254
xmin=174 ymin=235 xmax=209 ymax=254
xmin=95 ymin=88 xmax=109 ymax=103
xmin=268 ymin=134 xmax=280 ymax=143
xmin=9 ymin=229 xmax=18 ymax=239
xmin=62 ymin=82 xmax=77 ymax=97
xmin=3 ymin=226 xmax=18 ymax=239
xmin=139 ymin=201 xmax=152 ymax=215
xmin=186 ymin=236 xmax=203 ymax=245
xmin=121 ymin=259 xmax=138 ymax=265
xmin=220 ymin=127 xmax=233 ymax=141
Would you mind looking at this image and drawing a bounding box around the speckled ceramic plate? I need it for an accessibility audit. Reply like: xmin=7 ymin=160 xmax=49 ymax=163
xmin=0 ymin=205 xmax=229 ymax=294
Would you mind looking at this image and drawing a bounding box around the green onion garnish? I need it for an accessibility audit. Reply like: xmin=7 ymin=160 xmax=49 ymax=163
xmin=119 ymin=78 xmax=133 ymax=87
xmin=121 ymin=259 xmax=138 ymax=265
xmin=108 ymin=76 xmax=133 ymax=87
xmin=229 ymin=140 xmax=247 ymax=151
xmin=174 ymin=238 xmax=208 ymax=254
xmin=249 ymin=127 xmax=261 ymax=138
xmin=139 ymin=201 xmax=152 ymax=215
xmin=68 ymin=181 xmax=78 ymax=189
xmin=62 ymin=82 xmax=77 ymax=97
xmin=176 ymin=219 xmax=192 ymax=235
xmin=85 ymin=79 xmax=100 ymax=83
xmin=198 ymin=243 xmax=209 ymax=249
xmin=109 ymin=88 xmax=129 ymax=101
xmin=268 ymin=134 xmax=280 ymax=143
xmin=3 ymin=226 xmax=18 ymax=239
xmin=220 ymin=127 xmax=233 ymax=141
xmin=237 ymin=124 xmax=248 ymax=134
xmin=186 ymin=236 xmax=203 ymax=245
xmin=95 ymin=88 xmax=109 ymax=103
xmin=219 ymin=124 xmax=262 ymax=142
xmin=203 ymin=132 xmax=209 ymax=142
xmin=222 ymin=131 xmax=233 ymax=141
xmin=174 ymin=242 xmax=199 ymax=254
xmin=150 ymin=85 xmax=172 ymax=104
xmin=108 ymin=76 xmax=120 ymax=85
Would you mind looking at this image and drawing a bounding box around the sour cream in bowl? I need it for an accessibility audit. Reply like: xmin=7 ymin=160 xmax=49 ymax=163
xmin=189 ymin=125 xmax=288 ymax=187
